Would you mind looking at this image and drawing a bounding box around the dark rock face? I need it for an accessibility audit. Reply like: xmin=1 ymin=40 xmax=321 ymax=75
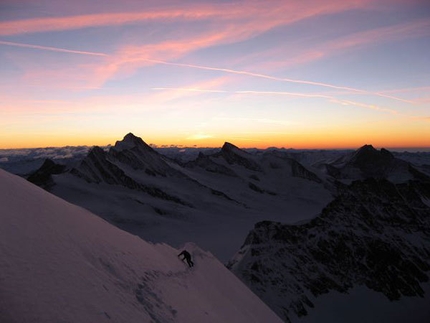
xmin=289 ymin=158 xmax=322 ymax=183
xmin=326 ymin=145 xmax=429 ymax=182
xmin=109 ymin=133 xmax=174 ymax=176
xmin=217 ymin=142 xmax=263 ymax=172
xmin=228 ymin=178 xmax=430 ymax=322
xmin=27 ymin=159 xmax=67 ymax=190
xmin=71 ymin=146 xmax=119 ymax=184
xmin=185 ymin=152 xmax=238 ymax=177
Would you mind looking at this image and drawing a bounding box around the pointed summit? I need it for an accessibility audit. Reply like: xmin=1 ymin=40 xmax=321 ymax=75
xmin=27 ymin=159 xmax=67 ymax=190
xmin=326 ymin=144 xmax=423 ymax=182
xmin=110 ymin=133 xmax=183 ymax=176
xmin=221 ymin=142 xmax=251 ymax=158
xmin=112 ymin=133 xmax=154 ymax=153
xmin=350 ymin=144 xmax=394 ymax=168
xmin=219 ymin=142 xmax=262 ymax=171
xmin=222 ymin=142 xmax=241 ymax=152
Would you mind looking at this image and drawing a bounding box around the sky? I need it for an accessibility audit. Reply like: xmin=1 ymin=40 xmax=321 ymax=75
xmin=0 ymin=0 xmax=429 ymax=150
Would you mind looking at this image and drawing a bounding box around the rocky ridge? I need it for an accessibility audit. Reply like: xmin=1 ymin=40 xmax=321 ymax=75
xmin=228 ymin=178 xmax=430 ymax=322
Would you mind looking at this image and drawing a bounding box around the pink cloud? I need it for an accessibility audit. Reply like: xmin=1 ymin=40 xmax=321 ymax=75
xmin=83 ymin=1 xmax=367 ymax=87
xmin=0 ymin=0 xmax=368 ymax=36
xmin=265 ymin=17 xmax=429 ymax=69
xmin=325 ymin=18 xmax=430 ymax=51
xmin=0 ymin=8 xmax=223 ymax=36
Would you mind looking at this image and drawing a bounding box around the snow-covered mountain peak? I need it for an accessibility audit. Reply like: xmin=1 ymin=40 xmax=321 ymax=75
xmin=88 ymin=145 xmax=107 ymax=158
xmin=326 ymin=144 xmax=426 ymax=183
xmin=0 ymin=169 xmax=283 ymax=323
xmin=219 ymin=142 xmax=262 ymax=171
xmin=349 ymin=144 xmax=394 ymax=165
xmin=357 ymin=143 xmax=376 ymax=152
xmin=112 ymin=132 xmax=153 ymax=153
xmin=222 ymin=141 xmax=243 ymax=153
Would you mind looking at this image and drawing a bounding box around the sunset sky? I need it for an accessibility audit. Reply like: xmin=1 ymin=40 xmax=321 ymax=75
xmin=1 ymin=0 xmax=429 ymax=149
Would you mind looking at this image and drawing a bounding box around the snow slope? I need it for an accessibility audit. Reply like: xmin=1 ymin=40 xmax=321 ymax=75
xmin=0 ymin=169 xmax=283 ymax=323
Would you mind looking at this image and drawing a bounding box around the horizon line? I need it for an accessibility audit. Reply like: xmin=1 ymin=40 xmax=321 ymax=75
xmin=1 ymin=142 xmax=429 ymax=152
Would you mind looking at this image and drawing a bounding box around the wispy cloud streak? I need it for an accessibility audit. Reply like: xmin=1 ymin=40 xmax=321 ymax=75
xmin=146 ymin=59 xmax=415 ymax=104
xmin=152 ymin=87 xmax=403 ymax=116
xmin=0 ymin=1 xmax=367 ymax=36
xmin=0 ymin=40 xmax=108 ymax=56
xmin=0 ymin=9 xmax=224 ymax=36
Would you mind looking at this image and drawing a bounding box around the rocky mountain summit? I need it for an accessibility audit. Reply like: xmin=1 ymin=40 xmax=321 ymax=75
xmin=228 ymin=178 xmax=430 ymax=322
xmin=325 ymin=144 xmax=429 ymax=183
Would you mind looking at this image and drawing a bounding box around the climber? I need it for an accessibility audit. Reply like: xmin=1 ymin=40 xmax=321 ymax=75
xmin=178 ymin=250 xmax=194 ymax=267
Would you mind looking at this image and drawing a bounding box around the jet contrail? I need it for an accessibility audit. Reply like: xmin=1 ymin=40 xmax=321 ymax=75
xmin=152 ymin=87 xmax=227 ymax=93
xmin=152 ymin=87 xmax=403 ymax=116
xmin=0 ymin=40 xmax=108 ymax=57
xmin=143 ymin=58 xmax=415 ymax=104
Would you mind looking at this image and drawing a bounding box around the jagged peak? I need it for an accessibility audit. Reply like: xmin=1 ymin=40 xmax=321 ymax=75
xmin=351 ymin=144 xmax=393 ymax=163
xmin=123 ymin=132 xmax=141 ymax=142
xmin=221 ymin=142 xmax=248 ymax=156
xmin=358 ymin=144 xmax=376 ymax=151
xmin=88 ymin=146 xmax=106 ymax=157
xmin=112 ymin=133 xmax=153 ymax=153
xmin=222 ymin=141 xmax=239 ymax=150
xmin=39 ymin=158 xmax=58 ymax=168
xmin=219 ymin=142 xmax=262 ymax=171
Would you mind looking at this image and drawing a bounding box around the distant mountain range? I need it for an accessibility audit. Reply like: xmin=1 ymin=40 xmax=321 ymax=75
xmin=23 ymin=133 xmax=335 ymax=260
xmin=3 ymin=133 xmax=430 ymax=322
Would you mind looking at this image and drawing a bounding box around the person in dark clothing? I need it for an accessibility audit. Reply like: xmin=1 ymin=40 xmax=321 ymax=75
xmin=178 ymin=250 xmax=194 ymax=267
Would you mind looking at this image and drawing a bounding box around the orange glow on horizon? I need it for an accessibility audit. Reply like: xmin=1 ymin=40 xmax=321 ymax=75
xmin=1 ymin=130 xmax=429 ymax=151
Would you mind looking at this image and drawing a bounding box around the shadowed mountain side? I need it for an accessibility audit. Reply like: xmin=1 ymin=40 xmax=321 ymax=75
xmin=228 ymin=178 xmax=430 ymax=322
xmin=27 ymin=158 xmax=67 ymax=190
xmin=185 ymin=152 xmax=238 ymax=177
xmin=260 ymin=152 xmax=322 ymax=184
xmin=325 ymin=145 xmax=430 ymax=183
xmin=216 ymin=142 xmax=263 ymax=172
xmin=109 ymin=133 xmax=185 ymax=177
xmin=70 ymin=146 xmax=191 ymax=207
